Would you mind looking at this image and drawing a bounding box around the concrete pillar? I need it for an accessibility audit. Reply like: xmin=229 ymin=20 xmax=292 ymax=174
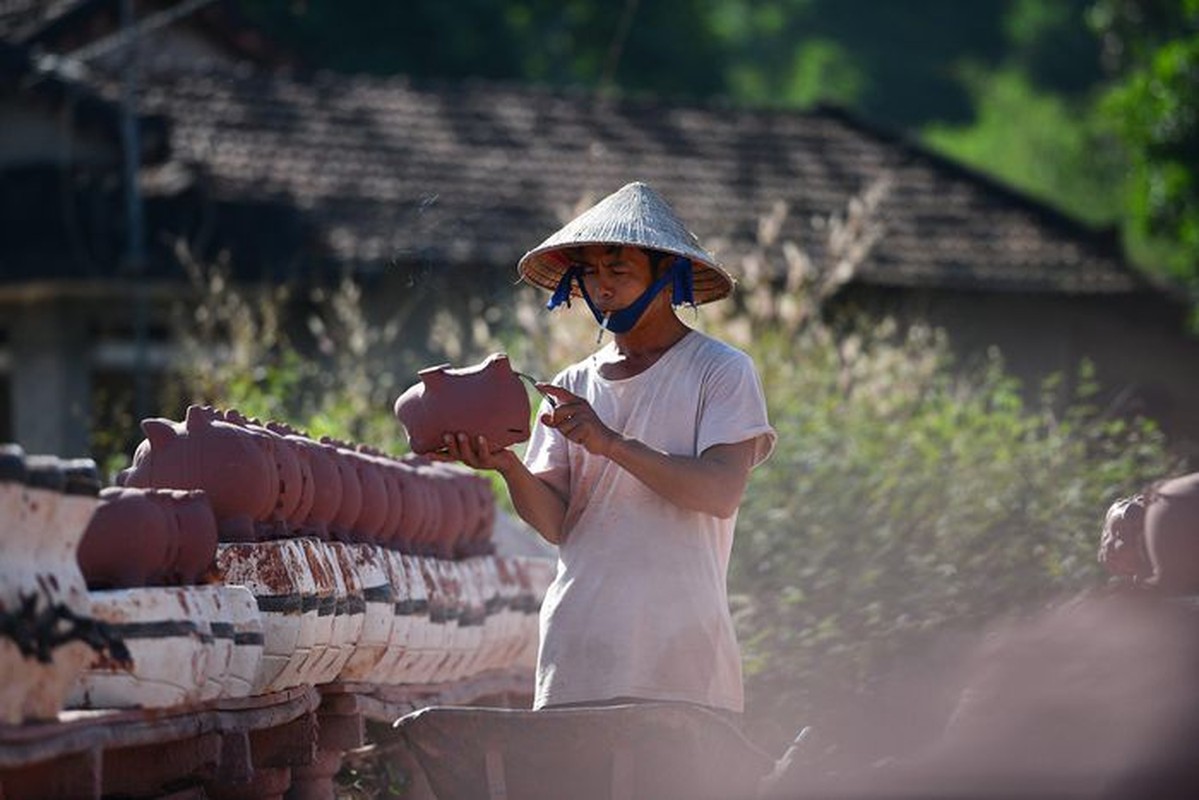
xmin=9 ymin=301 xmax=92 ymax=457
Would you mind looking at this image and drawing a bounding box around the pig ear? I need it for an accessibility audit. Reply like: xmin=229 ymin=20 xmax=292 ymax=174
xmin=184 ymin=405 xmax=212 ymax=431
xmin=141 ymin=418 xmax=178 ymax=448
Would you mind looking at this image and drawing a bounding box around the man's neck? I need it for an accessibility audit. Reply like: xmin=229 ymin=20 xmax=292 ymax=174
xmin=600 ymin=309 xmax=690 ymax=379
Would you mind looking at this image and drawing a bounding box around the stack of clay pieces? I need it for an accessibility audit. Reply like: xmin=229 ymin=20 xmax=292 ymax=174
xmin=119 ymin=406 xmax=496 ymax=559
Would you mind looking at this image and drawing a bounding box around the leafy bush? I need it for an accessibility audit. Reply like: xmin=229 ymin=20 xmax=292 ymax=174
xmin=726 ymin=319 xmax=1181 ymax=748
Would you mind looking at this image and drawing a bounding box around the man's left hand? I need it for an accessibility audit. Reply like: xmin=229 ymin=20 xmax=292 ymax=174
xmin=536 ymin=383 xmax=618 ymax=457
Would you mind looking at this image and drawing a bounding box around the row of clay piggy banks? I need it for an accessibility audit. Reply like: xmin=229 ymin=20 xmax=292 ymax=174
xmin=117 ymin=406 xmax=497 ymax=558
xmin=77 ymin=487 xmax=218 ymax=590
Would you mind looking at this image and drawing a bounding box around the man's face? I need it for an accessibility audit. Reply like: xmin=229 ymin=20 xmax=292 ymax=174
xmin=576 ymin=245 xmax=654 ymax=313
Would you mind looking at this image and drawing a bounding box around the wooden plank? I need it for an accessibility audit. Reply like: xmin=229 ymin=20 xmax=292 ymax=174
xmin=101 ymin=732 xmax=222 ymax=796
xmin=0 ymin=747 xmax=100 ymax=800
xmin=358 ymin=669 xmax=533 ymax=723
xmin=0 ymin=687 xmax=319 ymax=769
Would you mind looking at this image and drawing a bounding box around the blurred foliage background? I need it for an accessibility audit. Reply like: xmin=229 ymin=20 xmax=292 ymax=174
xmin=90 ymin=0 xmax=1197 ymax=778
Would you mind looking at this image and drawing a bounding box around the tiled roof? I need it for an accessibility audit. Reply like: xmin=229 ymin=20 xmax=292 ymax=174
xmin=132 ymin=69 xmax=1144 ymax=295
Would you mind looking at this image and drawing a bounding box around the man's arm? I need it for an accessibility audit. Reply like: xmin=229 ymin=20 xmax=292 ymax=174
xmin=438 ymin=433 xmax=569 ymax=545
xmin=605 ymin=437 xmax=757 ymax=519
xmin=537 ymin=384 xmax=758 ymax=519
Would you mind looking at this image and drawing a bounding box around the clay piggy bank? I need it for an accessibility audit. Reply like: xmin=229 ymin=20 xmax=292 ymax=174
xmin=393 ymin=353 xmax=531 ymax=455
xmin=156 ymin=488 xmax=220 ymax=584
xmin=336 ymin=443 xmax=389 ymax=546
xmin=270 ymin=423 xmax=342 ymax=540
xmin=1098 ymin=493 xmax=1149 ymax=583
xmin=321 ymin=436 xmax=363 ymax=542
xmin=118 ymin=406 xmax=277 ymax=542
xmin=1142 ymin=472 xmax=1199 ymax=595
xmin=224 ymin=410 xmax=311 ymax=538
xmin=1099 ymin=473 xmax=1199 ymax=595
xmin=78 ymin=487 xmax=219 ymax=588
xmin=78 ymin=487 xmax=210 ymax=588
xmin=79 ymin=487 xmax=178 ymax=589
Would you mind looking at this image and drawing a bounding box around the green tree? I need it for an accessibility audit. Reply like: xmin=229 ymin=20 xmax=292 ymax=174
xmin=240 ymin=1 xmax=1105 ymax=129
xmin=923 ymin=67 xmax=1125 ymax=225
xmin=238 ymin=0 xmax=728 ymax=99
xmin=1090 ymin=0 xmax=1199 ymax=290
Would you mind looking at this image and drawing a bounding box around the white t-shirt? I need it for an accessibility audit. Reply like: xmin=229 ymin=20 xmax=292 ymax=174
xmin=523 ymin=329 xmax=776 ymax=711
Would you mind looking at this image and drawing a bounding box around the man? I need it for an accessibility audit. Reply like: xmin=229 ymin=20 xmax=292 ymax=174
xmin=442 ymin=182 xmax=775 ymax=715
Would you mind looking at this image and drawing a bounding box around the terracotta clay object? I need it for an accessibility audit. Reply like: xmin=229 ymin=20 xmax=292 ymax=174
xmin=272 ymin=426 xmax=342 ymax=540
xmin=322 ymin=436 xmax=363 ymax=542
xmin=359 ymin=446 xmax=405 ymax=550
xmin=402 ymin=457 xmax=448 ymax=558
xmin=379 ymin=550 xmax=424 ymax=683
xmin=151 ymin=489 xmax=219 ymax=585
xmin=119 ymin=406 xmax=277 ymax=542
xmin=221 ymin=409 xmax=304 ymax=540
xmin=393 ymin=353 xmax=531 ymax=455
xmin=77 ymin=486 xmax=217 ymax=588
xmin=457 ymin=471 xmax=497 ymax=558
xmin=78 ymin=487 xmax=182 ymax=590
xmin=70 ymin=583 xmax=263 ymax=707
xmin=0 ymin=443 xmax=26 ymax=483
xmin=1099 ymin=493 xmax=1149 ymax=583
xmin=24 ymin=454 xmax=67 ymax=492
xmin=311 ymin=540 xmax=363 ymax=683
xmin=1143 ymin=472 xmax=1199 ymax=595
xmin=392 ymin=458 xmax=430 ymax=555
xmin=210 ymin=584 xmax=263 ymax=700
xmin=336 ymin=543 xmax=394 ymax=683
xmin=215 ymin=539 xmax=318 ymax=693
xmin=434 ymin=463 xmax=497 ymax=559
xmin=60 ymin=458 xmax=102 ymax=496
xmin=293 ymin=537 xmax=339 ymax=684
xmin=68 ymin=586 xmax=212 ymax=710
xmin=425 ymin=465 xmax=465 ymax=560
xmin=268 ymin=422 xmax=326 ymax=537
xmin=338 ymin=444 xmax=389 ymax=546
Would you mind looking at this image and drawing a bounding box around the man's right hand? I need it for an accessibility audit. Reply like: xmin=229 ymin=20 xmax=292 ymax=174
xmin=434 ymin=432 xmax=521 ymax=475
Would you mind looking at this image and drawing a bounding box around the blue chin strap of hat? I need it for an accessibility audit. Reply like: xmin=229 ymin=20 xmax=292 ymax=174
xmin=546 ymin=256 xmax=695 ymax=335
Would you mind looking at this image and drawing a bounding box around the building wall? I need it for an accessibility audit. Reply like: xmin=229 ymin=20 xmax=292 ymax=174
xmin=0 ymin=101 xmax=115 ymax=168
xmin=836 ymin=284 xmax=1199 ymax=459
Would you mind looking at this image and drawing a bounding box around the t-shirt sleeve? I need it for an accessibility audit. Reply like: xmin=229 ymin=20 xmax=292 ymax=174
xmin=697 ymin=349 xmax=777 ymax=468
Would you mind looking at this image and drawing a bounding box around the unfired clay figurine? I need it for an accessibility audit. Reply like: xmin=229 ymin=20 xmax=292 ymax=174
xmin=77 ymin=486 xmax=218 ymax=589
xmin=393 ymin=353 xmax=531 ymax=455
xmin=119 ymin=406 xmax=277 ymax=542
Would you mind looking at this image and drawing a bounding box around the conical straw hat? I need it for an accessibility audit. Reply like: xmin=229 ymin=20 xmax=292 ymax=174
xmin=517 ymin=182 xmax=735 ymax=305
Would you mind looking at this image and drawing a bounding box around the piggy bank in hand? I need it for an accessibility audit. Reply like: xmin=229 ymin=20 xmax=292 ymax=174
xmin=393 ymin=353 xmax=531 ymax=455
